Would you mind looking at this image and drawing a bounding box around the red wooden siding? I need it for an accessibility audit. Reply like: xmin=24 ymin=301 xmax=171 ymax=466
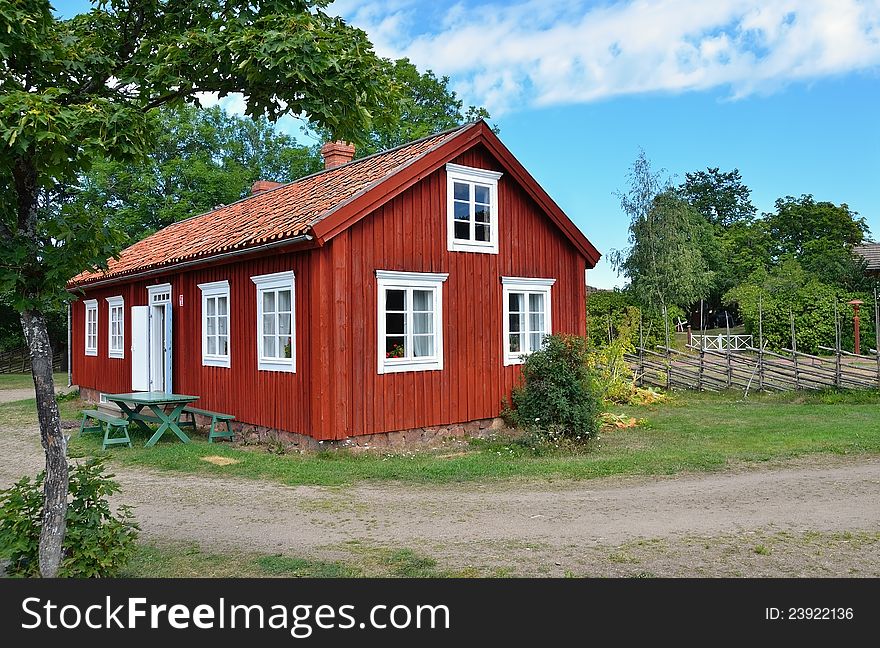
xmin=316 ymin=144 xmax=587 ymax=439
xmin=71 ymin=143 xmax=588 ymax=441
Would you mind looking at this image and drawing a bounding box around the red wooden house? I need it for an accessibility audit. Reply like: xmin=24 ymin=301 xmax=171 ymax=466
xmin=68 ymin=121 xmax=600 ymax=445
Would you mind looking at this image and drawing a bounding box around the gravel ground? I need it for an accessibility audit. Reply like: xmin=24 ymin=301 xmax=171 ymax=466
xmin=3 ymin=392 xmax=879 ymax=577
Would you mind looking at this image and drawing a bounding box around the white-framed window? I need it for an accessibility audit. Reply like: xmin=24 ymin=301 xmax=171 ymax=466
xmin=376 ymin=270 xmax=448 ymax=374
xmin=446 ymin=162 xmax=502 ymax=254
xmin=502 ymin=277 xmax=555 ymax=366
xmin=84 ymin=299 xmax=98 ymax=356
xmin=251 ymin=271 xmax=295 ymax=373
xmin=198 ymin=280 xmax=230 ymax=368
xmin=106 ymin=296 xmax=124 ymax=358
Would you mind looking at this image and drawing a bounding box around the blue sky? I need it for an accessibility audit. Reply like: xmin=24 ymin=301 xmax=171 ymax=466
xmin=58 ymin=0 xmax=880 ymax=288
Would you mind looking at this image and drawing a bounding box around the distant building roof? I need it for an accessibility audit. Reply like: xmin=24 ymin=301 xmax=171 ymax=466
xmin=854 ymin=243 xmax=880 ymax=272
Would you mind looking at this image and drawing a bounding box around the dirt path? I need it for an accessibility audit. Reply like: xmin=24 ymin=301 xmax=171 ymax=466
xmin=3 ymin=401 xmax=879 ymax=576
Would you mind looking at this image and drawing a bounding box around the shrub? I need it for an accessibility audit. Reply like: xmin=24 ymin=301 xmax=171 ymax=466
xmin=504 ymin=334 xmax=601 ymax=440
xmin=0 ymin=457 xmax=139 ymax=577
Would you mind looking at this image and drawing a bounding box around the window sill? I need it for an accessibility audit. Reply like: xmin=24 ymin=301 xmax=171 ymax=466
xmin=379 ymin=358 xmax=443 ymax=374
xmin=202 ymin=356 xmax=231 ymax=368
xmin=108 ymin=351 xmax=124 ymax=359
xmin=449 ymin=240 xmax=498 ymax=254
xmin=258 ymin=359 xmax=295 ymax=373
xmin=504 ymin=354 xmax=527 ymax=367
xmin=85 ymin=350 xmax=97 ymax=357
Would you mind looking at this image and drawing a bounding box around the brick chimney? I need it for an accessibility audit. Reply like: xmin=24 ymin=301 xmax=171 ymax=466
xmin=321 ymin=141 xmax=355 ymax=169
xmin=251 ymin=180 xmax=284 ymax=195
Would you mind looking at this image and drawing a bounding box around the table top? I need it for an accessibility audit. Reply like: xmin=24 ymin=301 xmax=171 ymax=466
xmin=104 ymin=392 xmax=200 ymax=405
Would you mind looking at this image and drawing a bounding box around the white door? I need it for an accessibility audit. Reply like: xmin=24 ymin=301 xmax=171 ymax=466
xmin=131 ymin=306 xmax=149 ymax=391
xmin=163 ymin=303 xmax=173 ymax=393
xmin=147 ymin=284 xmax=173 ymax=392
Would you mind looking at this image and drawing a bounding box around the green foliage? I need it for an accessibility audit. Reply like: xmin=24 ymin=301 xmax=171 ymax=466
xmin=679 ymin=167 xmax=756 ymax=228
xmin=1 ymin=0 xmax=392 ymax=312
xmin=79 ymin=105 xmax=323 ymax=239
xmin=311 ymin=57 xmax=496 ymax=158
xmin=611 ymin=151 xmax=713 ymax=312
xmin=587 ymin=291 xmax=683 ymax=351
xmin=725 ymin=258 xmax=876 ymax=354
xmin=587 ymin=330 xmax=636 ymax=404
xmin=505 ymin=334 xmax=601 ymax=440
xmin=764 ymin=195 xmax=870 ymax=290
xmin=0 ymin=458 xmax=139 ymax=577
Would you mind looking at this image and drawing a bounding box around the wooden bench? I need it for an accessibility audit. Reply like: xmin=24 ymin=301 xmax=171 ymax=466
xmin=179 ymin=406 xmax=235 ymax=442
xmin=79 ymin=410 xmax=131 ymax=450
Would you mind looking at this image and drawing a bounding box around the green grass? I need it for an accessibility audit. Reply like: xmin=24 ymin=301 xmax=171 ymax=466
xmin=5 ymin=389 xmax=880 ymax=487
xmin=122 ymin=543 xmax=451 ymax=578
xmin=0 ymin=372 xmax=68 ymax=390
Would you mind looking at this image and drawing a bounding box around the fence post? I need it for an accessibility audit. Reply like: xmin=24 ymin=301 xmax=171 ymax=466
xmin=638 ymin=313 xmax=644 ymax=388
xmin=875 ymin=288 xmax=880 ymax=389
xmin=663 ymin=304 xmax=671 ymax=390
xmin=834 ymin=299 xmax=841 ymax=388
xmin=758 ymin=295 xmax=764 ymax=391
xmin=790 ymin=309 xmax=800 ymax=389
xmin=725 ymin=312 xmax=732 ymax=388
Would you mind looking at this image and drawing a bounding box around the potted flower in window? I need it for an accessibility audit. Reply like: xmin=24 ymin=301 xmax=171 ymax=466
xmin=386 ymin=343 xmax=404 ymax=359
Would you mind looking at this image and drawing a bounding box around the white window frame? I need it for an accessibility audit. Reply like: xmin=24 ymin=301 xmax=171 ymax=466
xmin=376 ymin=270 xmax=448 ymax=374
xmin=502 ymin=277 xmax=555 ymax=366
xmin=106 ymin=296 xmax=124 ymax=359
xmin=84 ymin=299 xmax=98 ymax=356
xmin=446 ymin=162 xmax=502 ymax=254
xmin=198 ymin=280 xmax=231 ymax=368
xmin=251 ymin=271 xmax=296 ymax=373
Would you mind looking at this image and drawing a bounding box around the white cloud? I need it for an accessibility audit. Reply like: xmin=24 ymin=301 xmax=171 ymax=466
xmin=332 ymin=0 xmax=880 ymax=114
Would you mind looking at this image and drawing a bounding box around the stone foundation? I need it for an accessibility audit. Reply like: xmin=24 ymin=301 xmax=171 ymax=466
xmin=78 ymin=386 xmax=509 ymax=451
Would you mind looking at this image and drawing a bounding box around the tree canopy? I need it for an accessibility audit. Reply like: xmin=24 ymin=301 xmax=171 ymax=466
xmin=679 ymin=167 xmax=756 ymax=228
xmin=311 ymin=57 xmax=494 ymax=158
xmin=79 ymin=105 xmax=323 ymax=239
xmin=611 ymin=151 xmax=713 ymax=315
xmin=0 ymin=0 xmax=394 ymax=578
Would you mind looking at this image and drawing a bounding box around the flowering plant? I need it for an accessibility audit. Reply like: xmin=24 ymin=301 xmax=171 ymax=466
xmin=386 ymin=343 xmax=404 ymax=358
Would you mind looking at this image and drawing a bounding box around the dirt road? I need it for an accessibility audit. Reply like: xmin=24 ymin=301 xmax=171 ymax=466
xmin=3 ymin=395 xmax=878 ymax=576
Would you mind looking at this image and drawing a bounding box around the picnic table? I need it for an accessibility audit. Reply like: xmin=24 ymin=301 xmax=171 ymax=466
xmin=103 ymin=392 xmax=199 ymax=447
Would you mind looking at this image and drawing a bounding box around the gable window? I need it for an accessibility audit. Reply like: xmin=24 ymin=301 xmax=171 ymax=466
xmin=502 ymin=277 xmax=555 ymax=365
xmin=198 ymin=280 xmax=230 ymax=368
xmin=251 ymin=271 xmax=295 ymax=372
xmin=106 ymin=296 xmax=124 ymax=358
xmin=376 ymin=270 xmax=448 ymax=374
xmin=446 ymin=163 xmax=502 ymax=254
xmin=84 ymin=299 xmax=98 ymax=356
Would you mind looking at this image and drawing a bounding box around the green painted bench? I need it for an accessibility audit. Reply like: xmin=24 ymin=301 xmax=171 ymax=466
xmin=179 ymin=406 xmax=235 ymax=442
xmin=79 ymin=409 xmax=132 ymax=450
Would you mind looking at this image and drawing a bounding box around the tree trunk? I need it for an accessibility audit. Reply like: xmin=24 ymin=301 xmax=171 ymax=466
xmin=21 ymin=309 xmax=68 ymax=578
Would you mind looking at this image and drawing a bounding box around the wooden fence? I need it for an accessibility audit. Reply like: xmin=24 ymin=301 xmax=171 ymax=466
xmin=0 ymin=347 xmax=65 ymax=374
xmin=628 ymin=345 xmax=880 ymax=393
xmin=629 ymin=289 xmax=880 ymax=394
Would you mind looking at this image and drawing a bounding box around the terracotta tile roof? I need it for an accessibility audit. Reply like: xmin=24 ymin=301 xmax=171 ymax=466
xmin=70 ymin=123 xmax=474 ymax=287
xmin=854 ymin=243 xmax=880 ymax=271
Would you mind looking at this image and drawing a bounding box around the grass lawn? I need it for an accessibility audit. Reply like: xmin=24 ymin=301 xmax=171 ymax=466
xmin=1 ymin=388 xmax=874 ymax=487
xmin=0 ymin=372 xmax=68 ymax=390
xmin=123 ymin=542 xmax=477 ymax=578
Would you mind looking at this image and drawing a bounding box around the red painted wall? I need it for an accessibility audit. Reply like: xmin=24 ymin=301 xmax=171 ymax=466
xmin=72 ymin=143 xmax=588 ymax=440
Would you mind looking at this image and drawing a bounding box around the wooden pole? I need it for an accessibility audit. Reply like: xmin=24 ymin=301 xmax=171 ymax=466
xmin=758 ymin=295 xmax=764 ymax=392
xmin=725 ymin=310 xmax=732 ymax=388
xmin=875 ymin=288 xmax=880 ymax=388
xmin=790 ymin=309 xmax=800 ymax=389
xmin=834 ymin=299 xmax=842 ymax=388
xmin=638 ymin=312 xmax=644 ymax=387
xmin=664 ymin=304 xmax=671 ymax=390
